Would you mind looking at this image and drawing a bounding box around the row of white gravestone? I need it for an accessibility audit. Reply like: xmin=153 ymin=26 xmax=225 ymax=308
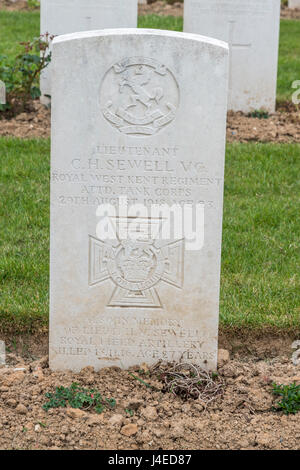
xmin=41 ymin=0 xmax=281 ymax=113
xmin=46 ymin=1 xmax=281 ymax=372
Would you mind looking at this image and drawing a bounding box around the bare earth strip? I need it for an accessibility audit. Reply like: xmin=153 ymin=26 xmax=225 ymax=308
xmin=1 ymin=101 xmax=300 ymax=143
xmin=0 ymin=334 xmax=299 ymax=450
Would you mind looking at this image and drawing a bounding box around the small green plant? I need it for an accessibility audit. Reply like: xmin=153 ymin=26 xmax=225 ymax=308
xmin=128 ymin=372 xmax=155 ymax=389
xmin=248 ymin=109 xmax=270 ymax=119
xmin=37 ymin=421 xmax=47 ymax=428
xmin=43 ymin=383 xmax=116 ymax=414
xmin=272 ymin=382 xmax=300 ymax=415
xmin=27 ymin=0 xmax=40 ymax=9
xmin=0 ymin=34 xmax=53 ymax=115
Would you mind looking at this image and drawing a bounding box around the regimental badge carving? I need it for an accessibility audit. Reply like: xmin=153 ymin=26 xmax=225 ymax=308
xmin=89 ymin=218 xmax=184 ymax=308
xmin=100 ymin=57 xmax=179 ymax=136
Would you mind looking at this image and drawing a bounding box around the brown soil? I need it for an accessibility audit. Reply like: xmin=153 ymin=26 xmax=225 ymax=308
xmin=1 ymin=0 xmax=300 ymax=20
xmin=281 ymin=4 xmax=300 ymax=20
xmin=0 ymin=332 xmax=299 ymax=450
xmin=0 ymin=101 xmax=50 ymax=139
xmin=227 ymin=105 xmax=300 ymax=144
xmin=0 ymin=0 xmax=32 ymax=11
xmin=1 ymin=101 xmax=300 ymax=143
xmin=139 ymin=1 xmax=184 ymax=17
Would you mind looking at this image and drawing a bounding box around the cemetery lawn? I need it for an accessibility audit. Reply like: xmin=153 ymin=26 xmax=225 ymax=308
xmin=0 ymin=10 xmax=40 ymax=58
xmin=0 ymin=138 xmax=299 ymax=334
xmin=0 ymin=11 xmax=300 ymax=103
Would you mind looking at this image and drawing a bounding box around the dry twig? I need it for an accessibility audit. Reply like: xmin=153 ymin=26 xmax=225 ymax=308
xmin=151 ymin=361 xmax=225 ymax=406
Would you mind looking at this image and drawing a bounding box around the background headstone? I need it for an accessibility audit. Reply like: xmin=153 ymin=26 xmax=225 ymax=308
xmin=289 ymin=0 xmax=300 ymax=8
xmin=0 ymin=80 xmax=5 ymax=105
xmin=184 ymin=0 xmax=281 ymax=113
xmin=0 ymin=341 xmax=5 ymax=365
xmin=40 ymin=0 xmax=138 ymax=103
xmin=49 ymin=29 xmax=228 ymax=372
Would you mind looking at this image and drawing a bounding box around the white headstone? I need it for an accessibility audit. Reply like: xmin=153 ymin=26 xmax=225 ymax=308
xmin=0 ymin=80 xmax=6 ymax=105
xmin=49 ymin=29 xmax=228 ymax=372
xmin=184 ymin=0 xmax=281 ymax=113
xmin=289 ymin=0 xmax=300 ymax=8
xmin=40 ymin=0 xmax=138 ymax=103
xmin=0 ymin=341 xmax=5 ymax=365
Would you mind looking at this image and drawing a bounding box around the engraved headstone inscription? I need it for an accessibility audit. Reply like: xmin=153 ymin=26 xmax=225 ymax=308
xmin=40 ymin=0 xmax=138 ymax=103
xmin=184 ymin=0 xmax=281 ymax=113
xmin=49 ymin=29 xmax=228 ymax=372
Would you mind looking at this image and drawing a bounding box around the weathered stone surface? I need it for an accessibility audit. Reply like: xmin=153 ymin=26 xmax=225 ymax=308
xmin=184 ymin=0 xmax=281 ymax=112
xmin=49 ymin=29 xmax=228 ymax=372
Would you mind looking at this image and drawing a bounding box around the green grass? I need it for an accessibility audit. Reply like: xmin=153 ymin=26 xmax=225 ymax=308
xmin=0 ymin=138 xmax=50 ymax=333
xmin=0 ymin=11 xmax=40 ymax=58
xmin=0 ymin=11 xmax=299 ymax=102
xmin=138 ymin=14 xmax=183 ymax=32
xmin=277 ymin=20 xmax=300 ymax=101
xmin=222 ymin=143 xmax=300 ymax=329
xmin=0 ymin=139 xmax=299 ymax=333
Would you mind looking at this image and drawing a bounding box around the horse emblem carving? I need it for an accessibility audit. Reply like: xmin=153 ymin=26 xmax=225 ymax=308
xmin=101 ymin=57 xmax=179 ymax=136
